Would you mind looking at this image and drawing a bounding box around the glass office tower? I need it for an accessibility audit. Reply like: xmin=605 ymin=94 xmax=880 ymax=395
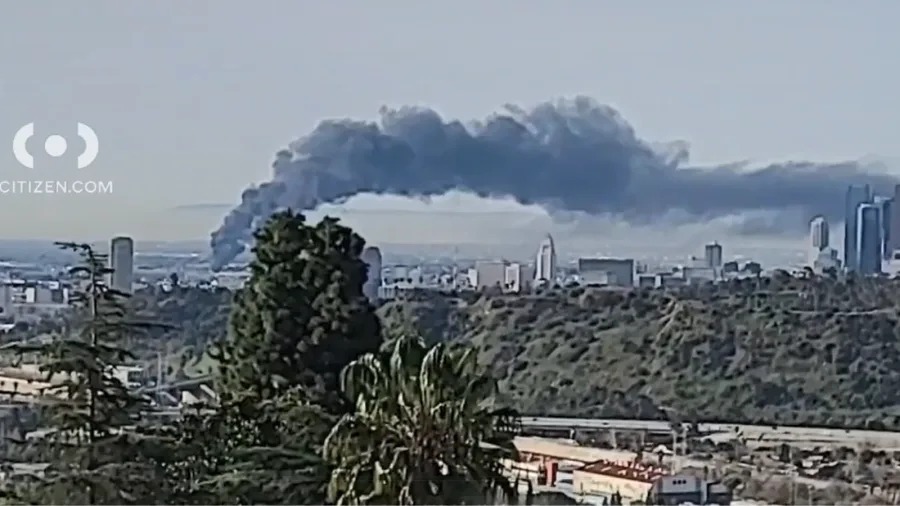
xmin=857 ymin=203 xmax=883 ymax=275
xmin=844 ymin=184 xmax=872 ymax=271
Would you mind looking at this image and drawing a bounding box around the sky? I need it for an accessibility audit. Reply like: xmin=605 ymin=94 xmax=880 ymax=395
xmin=0 ymin=1 xmax=898 ymax=244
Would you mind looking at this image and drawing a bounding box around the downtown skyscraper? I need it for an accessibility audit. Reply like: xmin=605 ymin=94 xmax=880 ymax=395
xmin=857 ymin=203 xmax=883 ymax=275
xmin=844 ymin=184 xmax=872 ymax=272
xmin=534 ymin=234 xmax=557 ymax=284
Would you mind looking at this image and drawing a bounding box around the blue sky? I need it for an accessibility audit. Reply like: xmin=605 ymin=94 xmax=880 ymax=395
xmin=1 ymin=1 xmax=898 ymax=241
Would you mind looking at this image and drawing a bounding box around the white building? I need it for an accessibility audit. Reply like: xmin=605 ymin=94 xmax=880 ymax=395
xmin=472 ymin=260 xmax=507 ymax=291
xmin=534 ymin=234 xmax=557 ymax=285
xmin=504 ymin=263 xmax=534 ymax=293
xmin=379 ymin=265 xmax=424 ymax=300
xmin=813 ymin=248 xmax=841 ymax=274
xmin=360 ymin=246 xmax=382 ymax=304
xmin=808 ymin=216 xmax=830 ymax=266
xmin=110 ymin=236 xmax=134 ymax=294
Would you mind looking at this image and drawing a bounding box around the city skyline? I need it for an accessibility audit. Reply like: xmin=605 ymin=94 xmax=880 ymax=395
xmin=0 ymin=2 xmax=898 ymax=242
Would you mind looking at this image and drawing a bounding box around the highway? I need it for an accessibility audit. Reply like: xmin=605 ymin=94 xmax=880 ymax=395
xmin=522 ymin=416 xmax=900 ymax=449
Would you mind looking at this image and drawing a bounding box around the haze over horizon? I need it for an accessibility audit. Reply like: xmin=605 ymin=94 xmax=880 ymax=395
xmin=1 ymin=2 xmax=898 ymax=248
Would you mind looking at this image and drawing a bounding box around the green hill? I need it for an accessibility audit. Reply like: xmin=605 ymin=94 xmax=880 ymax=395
xmin=378 ymin=274 xmax=900 ymax=430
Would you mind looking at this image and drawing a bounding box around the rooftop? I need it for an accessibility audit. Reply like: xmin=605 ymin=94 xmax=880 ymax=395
xmin=579 ymin=459 xmax=668 ymax=484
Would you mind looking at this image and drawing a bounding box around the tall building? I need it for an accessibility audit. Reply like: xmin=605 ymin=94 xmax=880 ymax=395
xmin=891 ymin=185 xmax=900 ymax=255
xmin=474 ymin=260 xmax=507 ymax=290
xmin=856 ymin=203 xmax=882 ymax=275
xmin=534 ymin=234 xmax=557 ymax=284
xmin=809 ymin=216 xmax=829 ymax=250
xmin=704 ymin=242 xmax=723 ymax=270
xmin=109 ymin=236 xmax=134 ymax=294
xmin=504 ymin=262 xmax=534 ymax=293
xmin=876 ymin=196 xmax=893 ymax=258
xmin=808 ymin=216 xmax=829 ymax=264
xmin=844 ymin=184 xmax=872 ymax=271
xmin=360 ymin=246 xmax=382 ymax=303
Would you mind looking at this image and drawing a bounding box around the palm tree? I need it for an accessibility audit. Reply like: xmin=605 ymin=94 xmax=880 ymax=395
xmin=324 ymin=335 xmax=521 ymax=505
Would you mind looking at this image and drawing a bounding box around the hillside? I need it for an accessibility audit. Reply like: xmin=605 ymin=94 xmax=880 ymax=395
xmin=379 ymin=273 xmax=900 ymax=430
xmin=18 ymin=272 xmax=900 ymax=430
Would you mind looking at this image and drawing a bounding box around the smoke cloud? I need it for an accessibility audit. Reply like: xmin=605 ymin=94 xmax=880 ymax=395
xmin=209 ymin=96 xmax=897 ymax=269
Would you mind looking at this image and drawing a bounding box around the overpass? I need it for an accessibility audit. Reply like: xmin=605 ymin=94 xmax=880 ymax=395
xmin=521 ymin=416 xmax=900 ymax=450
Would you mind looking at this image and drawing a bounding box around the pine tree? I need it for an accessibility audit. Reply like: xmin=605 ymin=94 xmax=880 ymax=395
xmin=2 ymin=242 xmax=165 ymax=504
xmin=177 ymin=211 xmax=383 ymax=504
xmin=214 ymin=211 xmax=383 ymax=410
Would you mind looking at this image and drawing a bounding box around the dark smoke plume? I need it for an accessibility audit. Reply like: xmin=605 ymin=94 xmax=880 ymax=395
xmin=209 ymin=96 xmax=896 ymax=269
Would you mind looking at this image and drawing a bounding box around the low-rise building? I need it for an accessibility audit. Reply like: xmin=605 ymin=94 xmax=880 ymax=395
xmin=572 ymin=460 xmax=666 ymax=504
xmin=648 ymin=474 xmax=732 ymax=505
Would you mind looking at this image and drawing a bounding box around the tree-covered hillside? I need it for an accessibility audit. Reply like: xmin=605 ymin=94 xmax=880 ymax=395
xmin=25 ymin=270 xmax=900 ymax=430
xmin=379 ymin=273 xmax=900 ymax=430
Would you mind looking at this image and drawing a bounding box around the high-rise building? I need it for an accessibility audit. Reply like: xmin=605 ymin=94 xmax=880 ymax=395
xmin=360 ymin=246 xmax=382 ymax=303
xmin=704 ymin=242 xmax=723 ymax=270
xmin=110 ymin=236 xmax=134 ymax=294
xmin=891 ymin=185 xmax=900 ymax=256
xmin=808 ymin=216 xmax=829 ymax=265
xmin=534 ymin=234 xmax=557 ymax=284
xmin=856 ymin=203 xmax=882 ymax=275
xmin=876 ymin=196 xmax=893 ymax=258
xmin=474 ymin=260 xmax=508 ymax=290
xmin=809 ymin=216 xmax=829 ymax=250
xmin=504 ymin=262 xmax=534 ymax=293
xmin=844 ymin=184 xmax=872 ymax=271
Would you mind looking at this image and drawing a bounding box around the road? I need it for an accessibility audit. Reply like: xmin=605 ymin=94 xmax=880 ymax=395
xmin=522 ymin=416 xmax=900 ymax=449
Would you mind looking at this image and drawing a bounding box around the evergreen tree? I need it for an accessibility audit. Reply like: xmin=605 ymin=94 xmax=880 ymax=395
xmin=176 ymin=211 xmax=382 ymax=504
xmin=2 ymin=242 xmax=165 ymax=504
xmin=213 ymin=210 xmax=383 ymax=409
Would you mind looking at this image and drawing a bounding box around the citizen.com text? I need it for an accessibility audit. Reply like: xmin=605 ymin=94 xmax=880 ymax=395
xmin=0 ymin=180 xmax=113 ymax=195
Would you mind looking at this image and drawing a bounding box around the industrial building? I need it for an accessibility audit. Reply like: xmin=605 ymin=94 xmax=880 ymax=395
xmin=511 ymin=437 xmax=731 ymax=505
